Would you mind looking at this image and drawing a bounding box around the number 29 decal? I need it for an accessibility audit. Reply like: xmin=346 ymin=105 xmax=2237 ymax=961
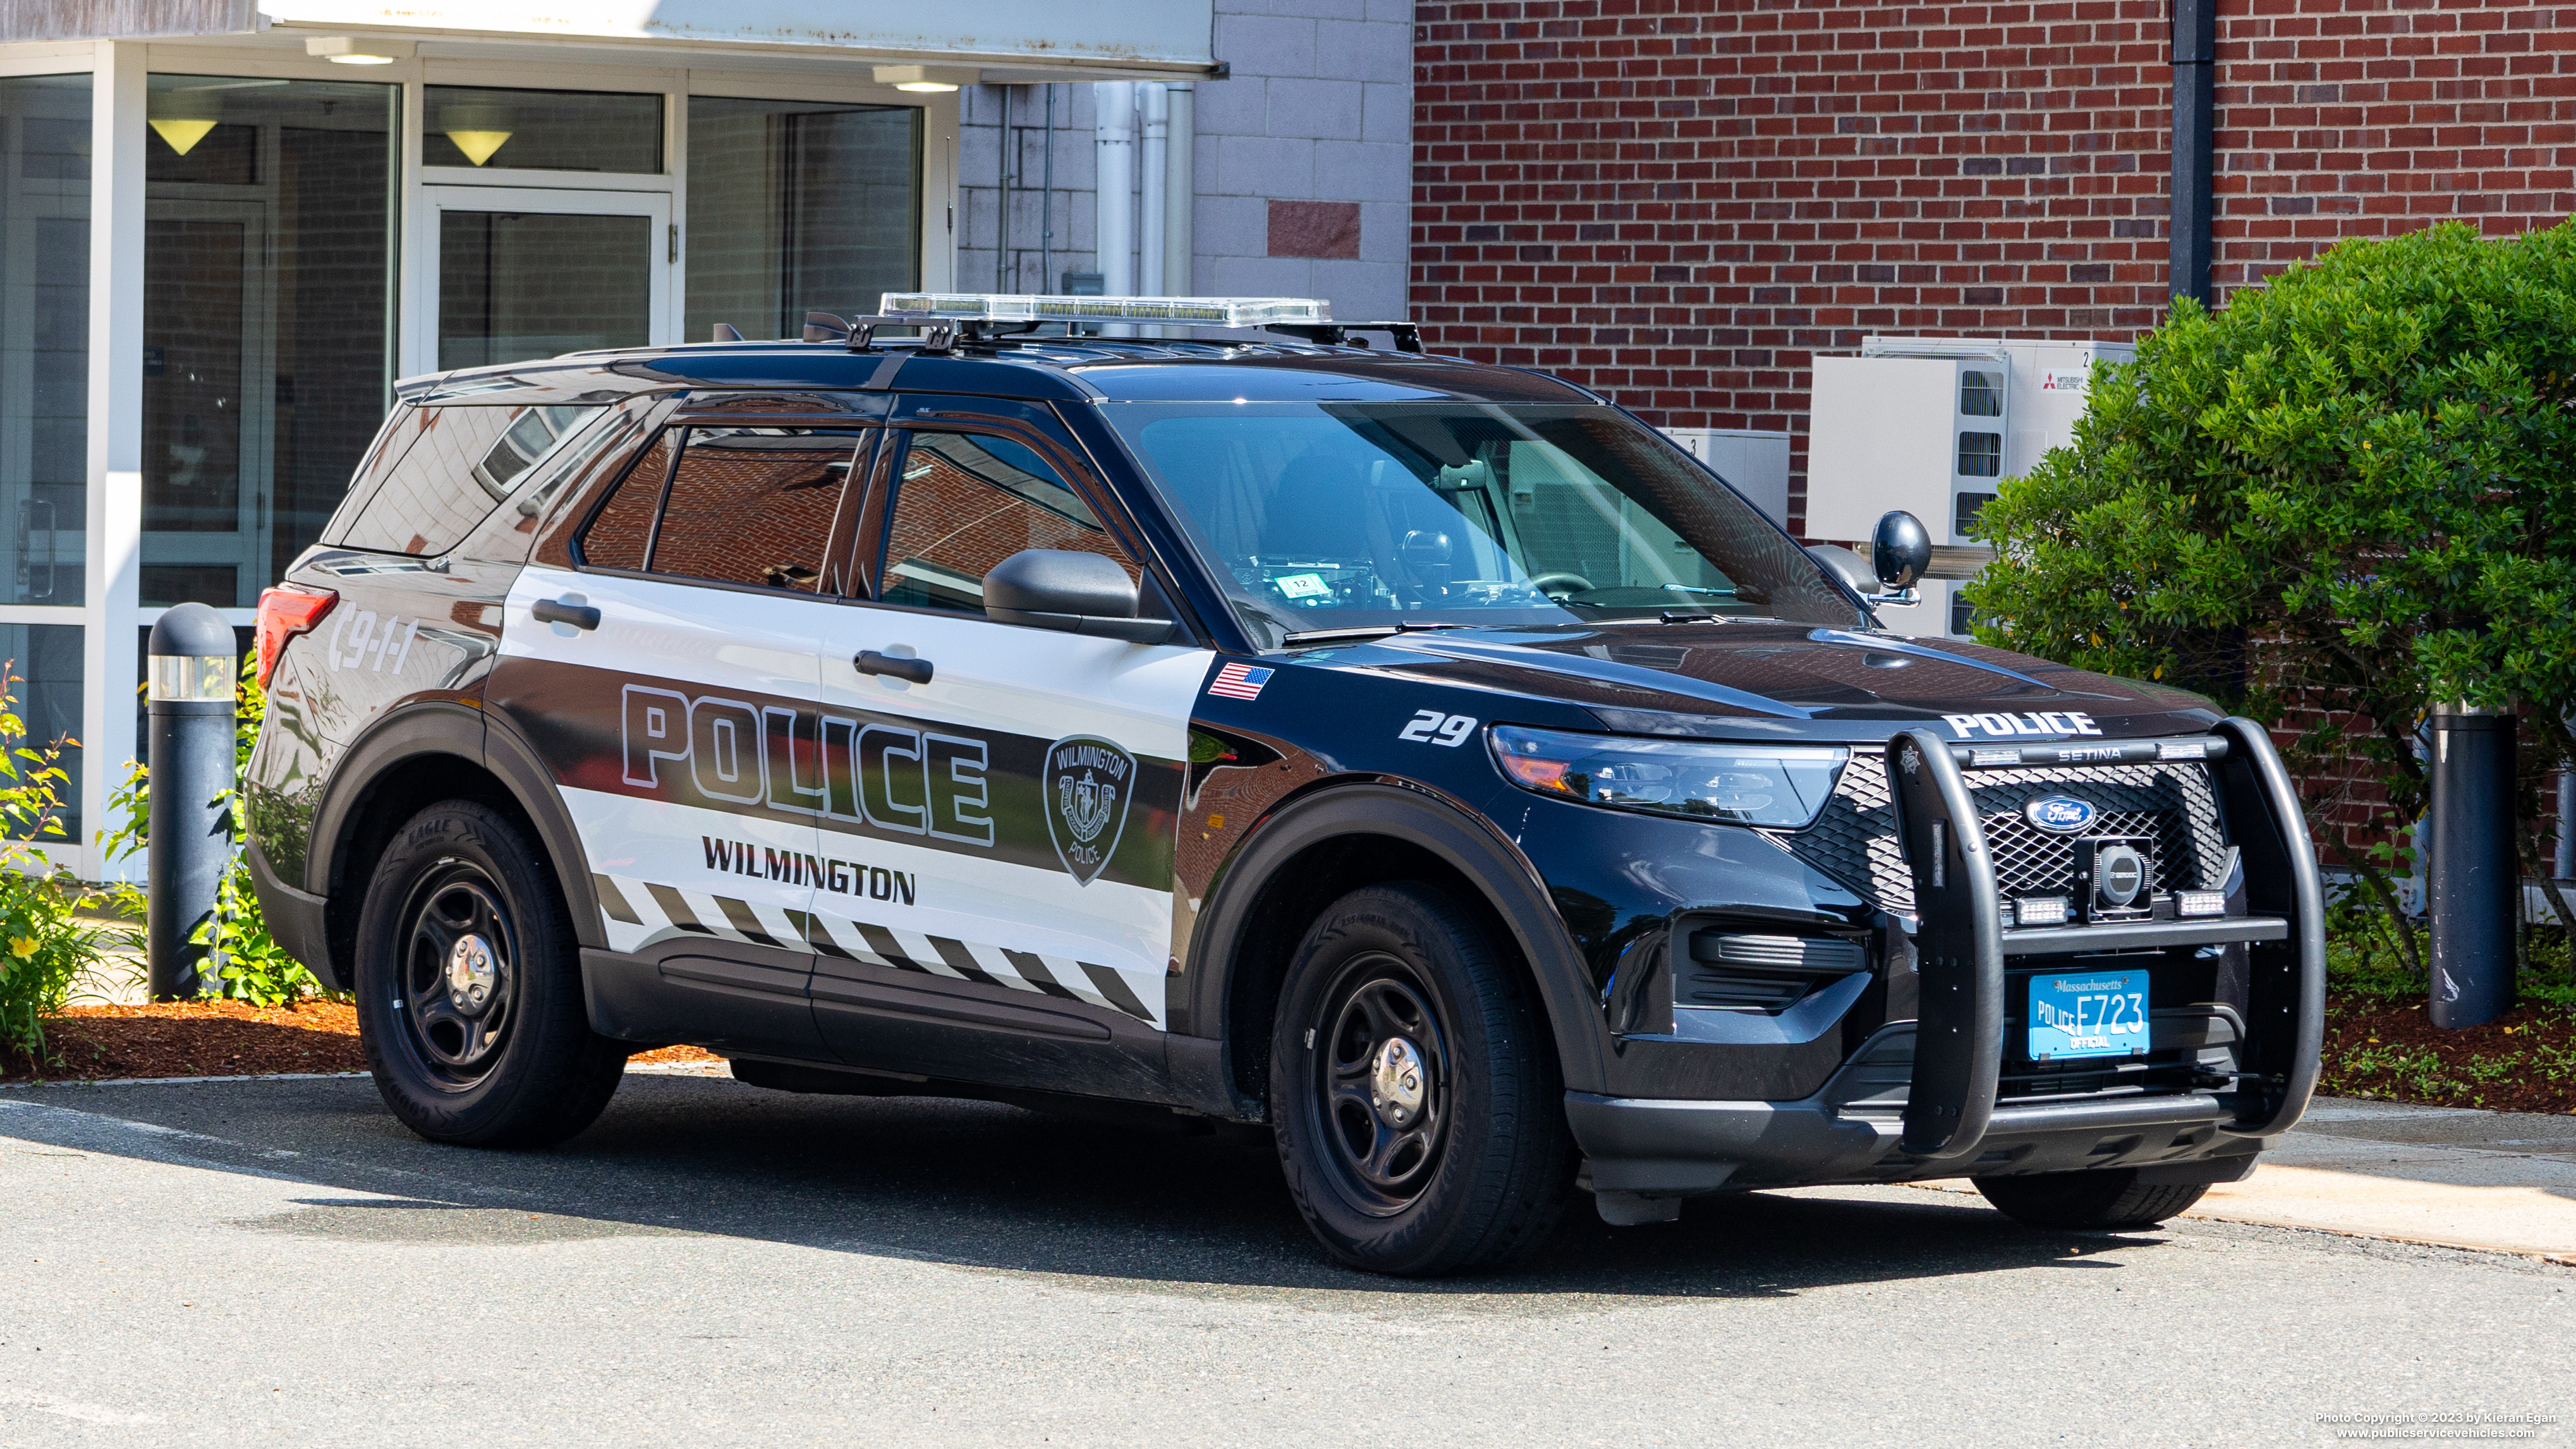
xmin=1398 ymin=710 xmax=1478 ymax=747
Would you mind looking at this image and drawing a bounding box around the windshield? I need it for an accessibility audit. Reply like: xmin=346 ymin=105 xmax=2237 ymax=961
xmin=1102 ymin=402 xmax=1862 ymax=646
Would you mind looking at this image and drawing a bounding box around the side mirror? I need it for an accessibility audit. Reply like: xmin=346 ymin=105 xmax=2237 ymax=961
xmin=985 ymin=549 xmax=1176 ymax=643
xmin=1804 ymin=543 xmax=1876 ymax=598
xmin=1871 ymin=510 xmax=1932 ymax=595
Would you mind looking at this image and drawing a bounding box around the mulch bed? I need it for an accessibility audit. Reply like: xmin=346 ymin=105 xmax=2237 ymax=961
xmin=2319 ymin=993 xmax=2576 ymax=1115
xmin=1 ymin=1000 xmax=719 ymax=1084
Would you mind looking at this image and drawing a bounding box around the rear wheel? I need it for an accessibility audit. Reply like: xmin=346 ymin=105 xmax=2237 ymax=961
xmin=1972 ymin=1168 xmax=2210 ymax=1231
xmin=355 ymin=800 xmax=626 ymax=1147
xmin=1270 ymin=883 xmax=1573 ymax=1276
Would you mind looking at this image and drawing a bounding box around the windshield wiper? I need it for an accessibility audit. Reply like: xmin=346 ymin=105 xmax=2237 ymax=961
xmin=1282 ymin=620 xmax=1480 ymax=648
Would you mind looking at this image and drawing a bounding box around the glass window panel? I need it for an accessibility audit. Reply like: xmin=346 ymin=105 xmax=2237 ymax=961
xmin=878 ymin=431 xmax=1131 ymax=615
xmin=0 ymin=624 xmax=83 ymax=844
xmin=425 ymin=86 xmax=661 ymax=173
xmin=1 ymin=75 xmax=91 ymax=607
xmin=578 ymin=435 xmax=675 ymax=571
xmin=1103 ymin=402 xmax=1863 ymax=643
xmin=143 ymin=74 xmax=398 ymax=607
xmin=686 ymin=97 xmax=919 ymax=341
xmin=439 ymin=210 xmax=651 ymax=370
xmin=648 ymin=427 xmax=863 ymax=591
xmin=336 ymin=406 xmax=541 ymax=556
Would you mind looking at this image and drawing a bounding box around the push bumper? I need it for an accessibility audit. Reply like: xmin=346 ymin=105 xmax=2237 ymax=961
xmin=1569 ymin=716 xmax=2323 ymax=1199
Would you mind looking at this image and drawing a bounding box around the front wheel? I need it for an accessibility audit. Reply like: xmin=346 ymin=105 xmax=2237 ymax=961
xmin=1270 ymin=883 xmax=1574 ymax=1276
xmin=355 ymin=800 xmax=626 ymax=1147
xmin=1972 ymin=1168 xmax=2211 ymax=1231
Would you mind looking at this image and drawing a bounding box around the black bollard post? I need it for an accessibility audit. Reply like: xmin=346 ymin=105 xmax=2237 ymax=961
xmin=147 ymin=603 xmax=236 ymax=1002
xmin=2427 ymin=703 xmax=2517 ymax=1029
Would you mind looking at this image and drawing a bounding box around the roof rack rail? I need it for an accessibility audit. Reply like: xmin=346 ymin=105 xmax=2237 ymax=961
xmin=1263 ymin=321 xmax=1423 ymax=354
xmin=804 ymin=311 xmax=964 ymax=355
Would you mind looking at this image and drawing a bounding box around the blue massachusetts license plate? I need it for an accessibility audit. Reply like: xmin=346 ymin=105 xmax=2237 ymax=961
xmin=2027 ymin=969 xmax=2150 ymax=1061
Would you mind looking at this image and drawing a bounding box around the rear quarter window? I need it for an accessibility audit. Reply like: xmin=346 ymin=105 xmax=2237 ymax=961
xmin=332 ymin=405 xmax=601 ymax=557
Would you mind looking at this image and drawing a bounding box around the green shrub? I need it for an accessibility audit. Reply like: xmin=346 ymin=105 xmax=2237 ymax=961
xmin=1966 ymin=221 xmax=2576 ymax=956
xmin=101 ymin=653 xmax=324 ymax=1006
xmin=0 ymin=665 xmax=119 ymax=1064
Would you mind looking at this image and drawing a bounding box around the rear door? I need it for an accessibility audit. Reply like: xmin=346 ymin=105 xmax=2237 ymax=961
xmin=490 ymin=407 xmax=875 ymax=1055
xmin=805 ymin=399 xmax=1212 ymax=1092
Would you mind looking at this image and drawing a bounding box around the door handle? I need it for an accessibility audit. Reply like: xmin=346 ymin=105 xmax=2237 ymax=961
xmin=855 ymin=650 xmax=932 ymax=684
xmin=532 ymin=597 xmax=600 ymax=631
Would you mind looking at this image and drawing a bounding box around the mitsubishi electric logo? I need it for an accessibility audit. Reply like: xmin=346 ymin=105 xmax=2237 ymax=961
xmin=1046 ymin=735 xmax=1134 ymax=886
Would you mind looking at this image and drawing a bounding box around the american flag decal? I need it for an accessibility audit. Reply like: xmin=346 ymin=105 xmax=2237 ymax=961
xmin=1207 ymin=661 xmax=1273 ymax=701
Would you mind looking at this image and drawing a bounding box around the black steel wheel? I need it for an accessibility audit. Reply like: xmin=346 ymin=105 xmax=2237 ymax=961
xmin=1309 ymin=959 xmax=1452 ymax=1215
xmin=392 ymin=866 xmax=520 ymax=1088
xmin=1270 ymin=883 xmax=1574 ymax=1276
xmin=355 ymin=800 xmax=626 ymax=1148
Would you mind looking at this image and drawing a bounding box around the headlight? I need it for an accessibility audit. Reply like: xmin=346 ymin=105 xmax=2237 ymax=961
xmin=1489 ymin=725 xmax=1848 ymax=828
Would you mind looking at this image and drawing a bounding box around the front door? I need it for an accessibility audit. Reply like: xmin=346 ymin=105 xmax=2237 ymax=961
xmin=414 ymin=186 xmax=671 ymax=377
xmin=491 ymin=415 xmax=873 ymax=1056
xmin=808 ymin=409 xmax=1212 ymax=1093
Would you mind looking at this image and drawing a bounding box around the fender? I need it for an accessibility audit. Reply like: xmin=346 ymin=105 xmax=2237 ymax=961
xmin=1184 ymin=781 xmax=1612 ymax=1103
xmin=305 ymin=702 xmax=604 ymax=988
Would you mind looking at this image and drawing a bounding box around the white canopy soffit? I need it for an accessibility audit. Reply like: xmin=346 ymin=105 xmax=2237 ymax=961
xmin=257 ymin=0 xmax=1218 ymax=72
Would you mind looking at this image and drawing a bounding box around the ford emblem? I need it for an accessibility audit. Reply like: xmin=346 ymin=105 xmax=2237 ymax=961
xmin=2024 ymin=796 xmax=2098 ymax=834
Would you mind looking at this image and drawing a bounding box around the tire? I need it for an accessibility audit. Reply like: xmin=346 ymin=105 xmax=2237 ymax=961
xmin=1270 ymin=882 xmax=1574 ymax=1276
xmin=354 ymin=800 xmax=626 ymax=1148
xmin=1971 ymin=1168 xmax=2211 ymax=1231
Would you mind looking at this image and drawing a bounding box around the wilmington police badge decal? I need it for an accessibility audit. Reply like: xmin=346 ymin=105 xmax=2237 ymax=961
xmin=1045 ymin=734 xmax=1135 ymax=886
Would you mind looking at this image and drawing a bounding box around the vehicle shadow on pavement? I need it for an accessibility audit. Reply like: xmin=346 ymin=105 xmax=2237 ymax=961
xmin=1 ymin=1074 xmax=2154 ymax=1302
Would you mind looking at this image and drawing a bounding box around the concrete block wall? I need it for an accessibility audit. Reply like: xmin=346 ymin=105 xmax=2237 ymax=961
xmin=954 ymin=0 xmax=1414 ymax=324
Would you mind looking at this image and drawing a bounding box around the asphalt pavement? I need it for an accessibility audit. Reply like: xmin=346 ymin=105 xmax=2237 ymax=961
xmin=2 ymin=1070 xmax=2570 ymax=1448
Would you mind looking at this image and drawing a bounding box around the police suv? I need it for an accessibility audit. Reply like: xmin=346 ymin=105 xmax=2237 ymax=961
xmin=246 ymin=294 xmax=2323 ymax=1276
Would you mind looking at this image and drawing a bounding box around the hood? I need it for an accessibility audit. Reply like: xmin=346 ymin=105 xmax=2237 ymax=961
xmin=1303 ymin=621 xmax=2225 ymax=743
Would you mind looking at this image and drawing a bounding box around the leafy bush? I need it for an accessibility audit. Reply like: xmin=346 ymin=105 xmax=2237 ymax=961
xmin=102 ymin=653 xmax=324 ymax=1005
xmin=1966 ymin=221 xmax=2576 ymax=954
xmin=0 ymin=665 xmax=119 ymax=1064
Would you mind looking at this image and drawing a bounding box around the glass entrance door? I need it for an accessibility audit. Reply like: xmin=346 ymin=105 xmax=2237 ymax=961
xmin=415 ymin=186 xmax=671 ymax=375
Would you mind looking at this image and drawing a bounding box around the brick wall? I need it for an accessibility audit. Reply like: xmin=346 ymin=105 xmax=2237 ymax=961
xmin=1411 ymin=0 xmax=2576 ymax=534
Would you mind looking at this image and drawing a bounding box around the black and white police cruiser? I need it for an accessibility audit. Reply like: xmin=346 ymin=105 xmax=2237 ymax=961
xmin=246 ymin=293 xmax=2323 ymax=1276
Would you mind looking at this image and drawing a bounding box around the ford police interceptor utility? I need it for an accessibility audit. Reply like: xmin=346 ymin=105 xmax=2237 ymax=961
xmin=245 ymin=294 xmax=2323 ymax=1276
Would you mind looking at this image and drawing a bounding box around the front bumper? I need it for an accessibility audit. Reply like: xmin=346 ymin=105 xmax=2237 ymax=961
xmin=1566 ymin=1024 xmax=2267 ymax=1194
xmin=1568 ymin=715 xmax=2323 ymax=1195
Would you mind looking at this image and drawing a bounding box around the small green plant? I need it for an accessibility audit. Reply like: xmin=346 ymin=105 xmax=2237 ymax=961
xmin=102 ymin=653 xmax=324 ymax=1006
xmin=0 ymin=664 xmax=118 ymax=1065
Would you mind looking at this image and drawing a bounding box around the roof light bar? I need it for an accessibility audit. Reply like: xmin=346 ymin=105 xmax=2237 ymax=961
xmin=878 ymin=293 xmax=1332 ymax=329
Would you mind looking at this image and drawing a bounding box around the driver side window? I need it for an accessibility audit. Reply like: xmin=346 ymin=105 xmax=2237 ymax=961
xmin=876 ymin=429 xmax=1139 ymax=615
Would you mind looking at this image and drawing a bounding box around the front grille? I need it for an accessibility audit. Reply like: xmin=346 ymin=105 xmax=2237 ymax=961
xmin=1771 ymin=753 xmax=2228 ymax=914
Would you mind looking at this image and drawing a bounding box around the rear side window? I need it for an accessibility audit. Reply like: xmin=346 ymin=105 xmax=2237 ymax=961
xmin=576 ymin=426 xmax=868 ymax=593
xmin=335 ymin=404 xmax=604 ymax=556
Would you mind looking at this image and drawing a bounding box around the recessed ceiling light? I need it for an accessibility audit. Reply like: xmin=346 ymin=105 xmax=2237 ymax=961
xmin=874 ymin=64 xmax=966 ymax=94
xmin=305 ymin=36 xmax=415 ymax=65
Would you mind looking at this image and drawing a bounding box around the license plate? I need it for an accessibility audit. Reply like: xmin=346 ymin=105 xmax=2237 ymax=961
xmin=2027 ymin=969 xmax=2150 ymax=1061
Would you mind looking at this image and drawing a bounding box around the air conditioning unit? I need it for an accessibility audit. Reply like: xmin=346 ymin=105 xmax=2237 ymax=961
xmin=1805 ymin=337 xmax=2134 ymax=638
xmin=1661 ymin=428 xmax=1791 ymax=528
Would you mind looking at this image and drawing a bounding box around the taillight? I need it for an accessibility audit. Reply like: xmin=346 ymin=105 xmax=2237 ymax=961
xmin=255 ymin=585 xmax=337 ymax=688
